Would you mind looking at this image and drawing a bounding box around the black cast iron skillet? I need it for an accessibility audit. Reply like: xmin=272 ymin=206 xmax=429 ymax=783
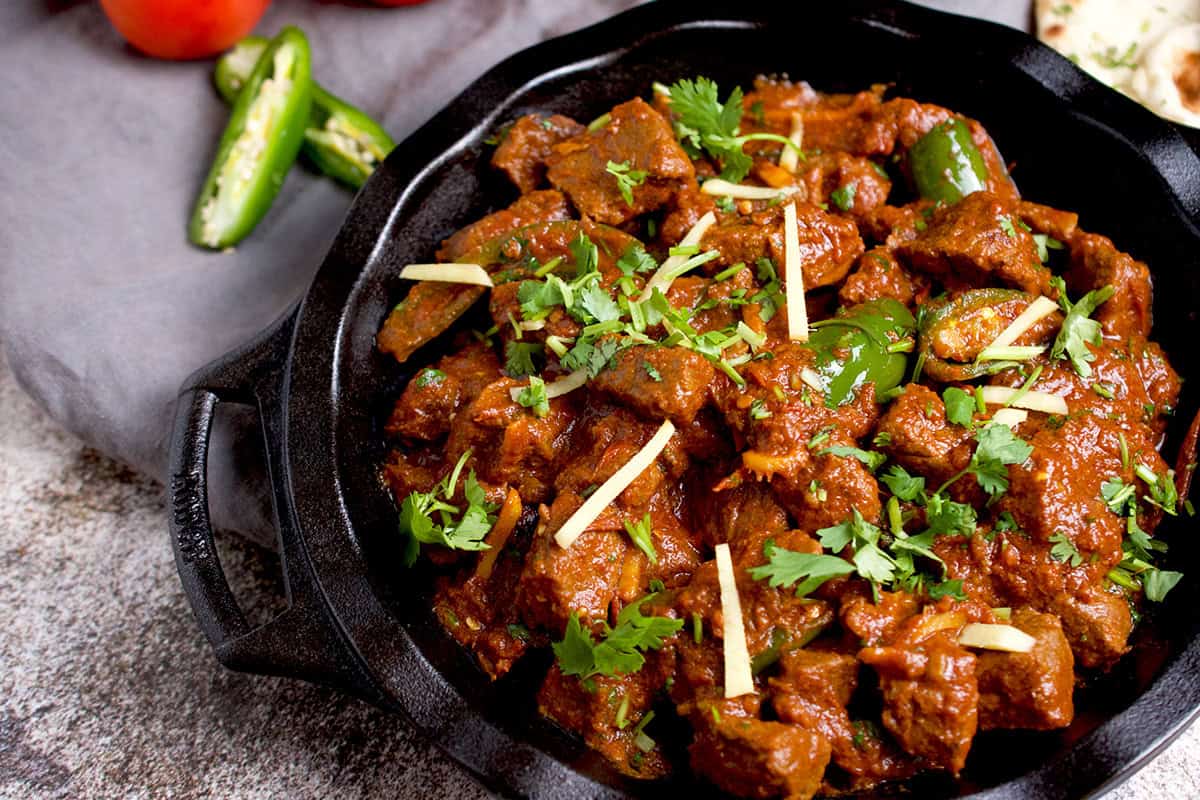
xmin=168 ymin=1 xmax=1200 ymax=797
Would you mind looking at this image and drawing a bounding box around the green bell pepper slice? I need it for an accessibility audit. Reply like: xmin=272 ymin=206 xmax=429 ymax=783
xmin=915 ymin=288 xmax=1030 ymax=382
xmin=189 ymin=27 xmax=313 ymax=250
xmin=215 ymin=36 xmax=396 ymax=190
xmin=803 ymin=298 xmax=916 ymax=408
xmin=908 ymin=118 xmax=989 ymax=205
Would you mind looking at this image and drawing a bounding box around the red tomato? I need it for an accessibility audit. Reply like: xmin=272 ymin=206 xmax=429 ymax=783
xmin=98 ymin=0 xmax=272 ymax=60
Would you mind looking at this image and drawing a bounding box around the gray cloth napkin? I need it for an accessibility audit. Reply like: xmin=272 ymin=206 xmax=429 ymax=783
xmin=0 ymin=0 xmax=1030 ymax=544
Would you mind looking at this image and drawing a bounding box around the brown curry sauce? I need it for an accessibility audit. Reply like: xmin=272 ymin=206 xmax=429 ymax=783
xmin=376 ymin=77 xmax=1194 ymax=798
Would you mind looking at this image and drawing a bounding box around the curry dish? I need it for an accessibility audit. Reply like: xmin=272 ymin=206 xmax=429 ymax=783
xmin=376 ymin=76 xmax=1197 ymax=798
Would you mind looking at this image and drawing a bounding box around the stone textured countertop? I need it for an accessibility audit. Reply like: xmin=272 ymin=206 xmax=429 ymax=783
xmin=2 ymin=359 xmax=1198 ymax=799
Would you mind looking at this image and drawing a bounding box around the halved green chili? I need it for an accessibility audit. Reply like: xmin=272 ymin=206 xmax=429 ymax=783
xmin=215 ymin=36 xmax=396 ymax=190
xmin=916 ymin=288 xmax=1029 ymax=381
xmin=190 ymin=27 xmax=313 ymax=250
xmin=908 ymin=118 xmax=989 ymax=204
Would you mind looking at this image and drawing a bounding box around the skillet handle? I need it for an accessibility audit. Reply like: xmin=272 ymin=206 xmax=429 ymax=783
xmin=168 ymin=312 xmax=372 ymax=695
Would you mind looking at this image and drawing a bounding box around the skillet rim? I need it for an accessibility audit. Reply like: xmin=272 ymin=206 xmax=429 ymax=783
xmin=252 ymin=1 xmax=1200 ymax=797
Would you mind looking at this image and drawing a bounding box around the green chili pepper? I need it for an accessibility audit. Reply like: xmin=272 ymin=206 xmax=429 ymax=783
xmin=190 ymin=28 xmax=313 ymax=250
xmin=803 ymin=298 xmax=916 ymax=408
xmin=908 ymin=119 xmax=989 ymax=204
xmin=916 ymin=288 xmax=1029 ymax=381
xmin=215 ymin=36 xmax=396 ymax=190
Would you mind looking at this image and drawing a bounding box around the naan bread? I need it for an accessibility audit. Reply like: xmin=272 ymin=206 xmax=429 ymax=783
xmin=1036 ymin=0 xmax=1200 ymax=127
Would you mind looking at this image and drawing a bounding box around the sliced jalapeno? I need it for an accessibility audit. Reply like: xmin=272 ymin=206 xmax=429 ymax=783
xmin=190 ymin=28 xmax=313 ymax=250
xmin=908 ymin=118 xmax=989 ymax=204
xmin=916 ymin=288 xmax=1029 ymax=381
xmin=215 ymin=36 xmax=396 ymax=190
xmin=803 ymin=298 xmax=916 ymax=408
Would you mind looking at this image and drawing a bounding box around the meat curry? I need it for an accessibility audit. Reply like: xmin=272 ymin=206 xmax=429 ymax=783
xmin=376 ymin=75 xmax=1197 ymax=798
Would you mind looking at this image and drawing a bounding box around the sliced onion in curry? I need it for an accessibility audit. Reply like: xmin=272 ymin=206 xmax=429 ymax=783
xmin=778 ymin=112 xmax=804 ymax=174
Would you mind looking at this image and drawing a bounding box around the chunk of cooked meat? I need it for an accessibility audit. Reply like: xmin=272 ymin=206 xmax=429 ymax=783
xmin=546 ymin=98 xmax=695 ymax=224
xmin=385 ymin=340 xmax=500 ymax=441
xmin=976 ymin=609 xmax=1074 ymax=730
xmin=896 ymin=191 xmax=1050 ymax=295
xmin=492 ymin=113 xmax=586 ymax=193
xmin=701 ymin=201 xmax=864 ymax=288
xmin=689 ymin=712 xmax=832 ymax=800
xmin=438 ymin=189 xmax=572 ymax=262
xmin=860 ymin=635 xmax=978 ymax=774
xmin=590 ymin=345 xmax=715 ymax=424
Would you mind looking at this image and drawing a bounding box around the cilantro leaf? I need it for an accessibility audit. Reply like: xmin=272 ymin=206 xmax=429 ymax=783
xmin=966 ymin=422 xmax=1033 ymax=496
xmin=562 ymin=336 xmax=625 ymax=378
xmin=504 ymin=341 xmax=542 ymax=377
xmin=517 ymin=277 xmax=569 ymax=319
xmin=748 ymin=543 xmax=856 ymax=597
xmin=997 ymin=215 xmax=1017 ymax=238
xmin=817 ymin=445 xmax=886 ymax=472
xmin=569 ymin=232 xmax=599 ymax=277
xmin=643 ymin=360 xmax=663 ymax=382
xmin=577 ymin=281 xmax=622 ymax=324
xmin=414 ymin=368 xmax=446 ymax=388
xmin=516 ymin=375 xmax=550 ymax=417
xmin=816 ymin=510 xmax=897 ymax=588
xmin=398 ymin=451 xmax=497 ymax=566
xmin=606 ymin=160 xmax=648 ymax=207
xmin=924 ymin=492 xmax=977 ymax=537
xmin=942 ymin=386 xmax=976 ymax=428
xmin=617 ymin=244 xmax=658 ymax=276
xmin=623 ymin=513 xmax=658 ymax=564
xmin=1049 ymin=531 xmax=1083 ymax=567
xmin=1051 ymin=283 xmax=1115 ymax=378
xmin=881 ymin=465 xmax=925 ymax=502
xmin=928 ymin=578 xmax=967 ymax=601
xmin=1143 ymin=569 xmax=1183 ymax=602
xmin=553 ymin=598 xmax=683 ymax=680
xmin=830 ymin=182 xmax=857 ymax=212
xmin=666 ymin=77 xmax=797 ymax=182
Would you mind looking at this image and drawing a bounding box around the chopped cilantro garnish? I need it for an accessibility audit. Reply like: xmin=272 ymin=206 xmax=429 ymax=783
xmin=830 ymin=182 xmax=857 ymax=212
xmin=997 ymin=215 xmax=1017 ymax=238
xmin=414 ymin=368 xmax=446 ymax=388
xmin=881 ymin=464 xmax=925 ymax=502
xmin=643 ymin=360 xmax=663 ymax=382
xmin=817 ymin=445 xmax=886 ymax=472
xmin=748 ymin=539 xmax=856 ymax=597
xmin=665 ymin=76 xmax=800 ymax=182
xmin=1049 ymin=532 xmax=1083 ymax=567
xmin=504 ymin=341 xmax=543 ymax=377
xmin=552 ymin=597 xmax=683 ymax=680
xmin=617 ymin=244 xmax=657 ymax=276
xmin=939 ymin=422 xmax=1033 ymax=497
xmin=942 ymin=386 xmax=976 ymax=428
xmin=398 ymin=450 xmax=498 ymax=567
xmin=1050 ymin=278 xmax=1115 ymax=378
xmin=515 ymin=375 xmax=550 ymax=417
xmin=928 ymin=578 xmax=967 ymax=601
xmin=606 ymin=160 xmax=648 ymax=206
xmin=623 ymin=513 xmax=657 ymax=563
